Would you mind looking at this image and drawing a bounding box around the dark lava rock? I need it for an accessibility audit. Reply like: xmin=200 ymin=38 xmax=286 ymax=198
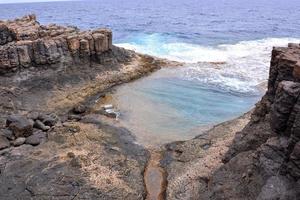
xmin=25 ymin=131 xmax=47 ymax=146
xmin=12 ymin=137 xmax=26 ymax=146
xmin=0 ymin=135 xmax=10 ymax=150
xmin=6 ymin=115 xmax=33 ymax=137
xmin=0 ymin=129 xmax=15 ymax=140
xmin=73 ymin=104 xmax=87 ymax=114
xmin=33 ymin=120 xmax=50 ymax=131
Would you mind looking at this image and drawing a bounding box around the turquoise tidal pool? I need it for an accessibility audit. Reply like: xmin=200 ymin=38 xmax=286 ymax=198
xmin=113 ymin=65 xmax=262 ymax=146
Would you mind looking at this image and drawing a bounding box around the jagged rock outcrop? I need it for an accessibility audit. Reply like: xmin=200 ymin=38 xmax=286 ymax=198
xmin=162 ymin=43 xmax=300 ymax=199
xmin=0 ymin=14 xmax=112 ymax=75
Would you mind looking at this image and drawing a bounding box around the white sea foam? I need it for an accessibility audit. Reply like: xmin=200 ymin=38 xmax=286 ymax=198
xmin=116 ymin=36 xmax=300 ymax=93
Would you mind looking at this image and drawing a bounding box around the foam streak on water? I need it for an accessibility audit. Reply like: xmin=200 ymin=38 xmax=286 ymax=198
xmin=117 ymin=36 xmax=300 ymax=93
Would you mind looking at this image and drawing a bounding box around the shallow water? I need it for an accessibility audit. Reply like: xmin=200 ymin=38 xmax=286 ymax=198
xmin=113 ymin=66 xmax=261 ymax=146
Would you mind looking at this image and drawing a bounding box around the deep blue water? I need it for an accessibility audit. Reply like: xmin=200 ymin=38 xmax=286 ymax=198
xmin=1 ymin=0 xmax=300 ymax=143
xmin=1 ymin=0 xmax=300 ymax=45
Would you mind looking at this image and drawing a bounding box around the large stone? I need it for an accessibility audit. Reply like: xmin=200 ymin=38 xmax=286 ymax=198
xmin=6 ymin=115 xmax=33 ymax=138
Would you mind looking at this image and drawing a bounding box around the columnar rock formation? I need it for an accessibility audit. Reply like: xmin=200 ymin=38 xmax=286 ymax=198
xmin=207 ymin=44 xmax=300 ymax=199
xmin=0 ymin=14 xmax=112 ymax=75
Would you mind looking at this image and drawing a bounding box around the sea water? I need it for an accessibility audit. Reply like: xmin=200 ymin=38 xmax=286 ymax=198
xmin=1 ymin=0 xmax=300 ymax=144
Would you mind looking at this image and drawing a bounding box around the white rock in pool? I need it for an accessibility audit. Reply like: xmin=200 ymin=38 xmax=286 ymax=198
xmin=103 ymin=104 xmax=113 ymax=109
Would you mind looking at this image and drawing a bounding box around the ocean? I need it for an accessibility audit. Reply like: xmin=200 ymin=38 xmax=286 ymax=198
xmin=2 ymin=0 xmax=300 ymax=144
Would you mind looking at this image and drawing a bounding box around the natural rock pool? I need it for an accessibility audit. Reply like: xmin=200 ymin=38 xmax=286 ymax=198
xmin=111 ymin=63 xmax=262 ymax=146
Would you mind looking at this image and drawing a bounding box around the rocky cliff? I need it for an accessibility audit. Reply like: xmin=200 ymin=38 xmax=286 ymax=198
xmin=0 ymin=14 xmax=112 ymax=75
xmin=162 ymin=43 xmax=300 ymax=200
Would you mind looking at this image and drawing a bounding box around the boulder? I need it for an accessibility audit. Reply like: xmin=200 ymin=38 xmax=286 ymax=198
xmin=6 ymin=115 xmax=33 ymax=137
xmin=0 ymin=135 xmax=10 ymax=150
xmin=25 ymin=131 xmax=47 ymax=146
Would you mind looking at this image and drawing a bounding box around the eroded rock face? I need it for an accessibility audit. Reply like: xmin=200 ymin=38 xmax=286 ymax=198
xmin=0 ymin=14 xmax=113 ymax=75
xmin=209 ymin=45 xmax=300 ymax=199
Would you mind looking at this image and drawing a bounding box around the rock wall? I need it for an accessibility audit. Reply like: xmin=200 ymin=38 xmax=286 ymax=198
xmin=0 ymin=14 xmax=113 ymax=75
xmin=209 ymin=43 xmax=300 ymax=199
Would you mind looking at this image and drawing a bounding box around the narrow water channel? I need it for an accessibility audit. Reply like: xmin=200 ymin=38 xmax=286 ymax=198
xmin=144 ymin=150 xmax=166 ymax=200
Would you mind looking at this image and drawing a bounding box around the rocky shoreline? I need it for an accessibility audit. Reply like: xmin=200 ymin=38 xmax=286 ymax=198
xmin=1 ymin=15 xmax=300 ymax=200
xmin=0 ymin=15 xmax=177 ymax=199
